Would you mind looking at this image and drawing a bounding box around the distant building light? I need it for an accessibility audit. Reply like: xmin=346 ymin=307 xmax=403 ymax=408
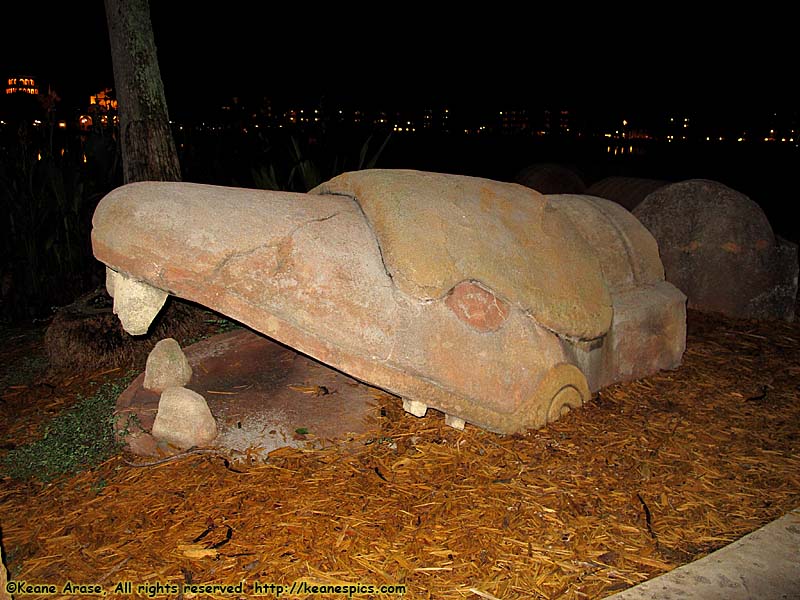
xmin=33 ymin=119 xmax=42 ymax=126
xmin=622 ymin=119 xmax=628 ymax=126
xmin=58 ymin=121 xmax=67 ymax=129
xmin=737 ymin=137 xmax=744 ymax=142
xmin=37 ymin=152 xmax=42 ymax=161
xmin=604 ymin=133 xmax=612 ymax=138
xmin=706 ymin=136 xmax=710 ymax=141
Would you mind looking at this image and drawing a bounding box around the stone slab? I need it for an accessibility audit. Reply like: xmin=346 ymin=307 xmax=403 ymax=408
xmin=115 ymin=329 xmax=380 ymax=457
xmin=605 ymin=507 xmax=800 ymax=599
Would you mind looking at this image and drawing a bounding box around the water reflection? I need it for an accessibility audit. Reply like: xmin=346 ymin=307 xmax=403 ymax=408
xmin=607 ymin=143 xmax=644 ymax=156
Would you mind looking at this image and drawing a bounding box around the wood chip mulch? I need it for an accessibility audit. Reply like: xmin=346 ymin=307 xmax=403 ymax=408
xmin=1 ymin=310 xmax=799 ymax=599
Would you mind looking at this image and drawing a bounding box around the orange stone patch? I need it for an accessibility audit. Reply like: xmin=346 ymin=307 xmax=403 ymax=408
xmin=445 ymin=280 xmax=510 ymax=332
xmin=721 ymin=241 xmax=742 ymax=253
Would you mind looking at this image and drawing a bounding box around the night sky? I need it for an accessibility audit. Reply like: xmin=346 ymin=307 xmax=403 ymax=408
xmin=2 ymin=2 xmax=797 ymax=119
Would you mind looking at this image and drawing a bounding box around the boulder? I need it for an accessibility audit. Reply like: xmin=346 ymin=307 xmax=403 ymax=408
xmin=587 ymin=176 xmax=670 ymax=211
xmin=634 ymin=179 xmax=798 ymax=321
xmin=92 ymin=171 xmax=687 ymax=434
xmin=143 ymin=338 xmax=192 ymax=393
xmin=151 ymin=387 xmax=217 ymax=449
xmin=514 ymin=163 xmax=586 ymax=195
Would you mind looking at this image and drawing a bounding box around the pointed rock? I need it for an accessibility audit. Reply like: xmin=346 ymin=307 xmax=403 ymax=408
xmin=144 ymin=338 xmax=192 ymax=393
xmin=109 ymin=270 xmax=168 ymax=335
xmin=152 ymin=387 xmax=217 ymax=449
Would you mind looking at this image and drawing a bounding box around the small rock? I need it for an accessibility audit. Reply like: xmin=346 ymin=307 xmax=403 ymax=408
xmin=152 ymin=387 xmax=217 ymax=449
xmin=144 ymin=338 xmax=192 ymax=393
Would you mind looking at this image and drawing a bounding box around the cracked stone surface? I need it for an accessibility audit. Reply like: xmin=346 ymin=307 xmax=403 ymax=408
xmin=92 ymin=171 xmax=686 ymax=434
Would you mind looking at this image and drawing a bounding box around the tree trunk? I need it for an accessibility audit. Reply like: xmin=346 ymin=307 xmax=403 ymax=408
xmin=104 ymin=0 xmax=181 ymax=183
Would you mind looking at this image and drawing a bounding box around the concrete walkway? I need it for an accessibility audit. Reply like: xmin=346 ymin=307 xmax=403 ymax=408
xmin=605 ymin=507 xmax=800 ymax=599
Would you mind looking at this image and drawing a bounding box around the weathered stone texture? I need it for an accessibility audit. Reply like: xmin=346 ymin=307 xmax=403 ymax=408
xmin=313 ymin=170 xmax=611 ymax=340
xmin=548 ymin=194 xmax=686 ymax=389
xmin=107 ymin=268 xmax=168 ymax=335
xmin=143 ymin=338 xmax=192 ymax=393
xmin=93 ymin=171 xmax=688 ymax=434
xmin=634 ymin=179 xmax=797 ymax=321
xmin=151 ymin=387 xmax=217 ymax=449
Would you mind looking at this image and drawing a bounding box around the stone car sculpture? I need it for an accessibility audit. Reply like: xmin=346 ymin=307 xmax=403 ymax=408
xmin=92 ymin=170 xmax=686 ymax=434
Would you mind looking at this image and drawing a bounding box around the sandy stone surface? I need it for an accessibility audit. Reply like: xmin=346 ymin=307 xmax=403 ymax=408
xmin=94 ymin=171 xmax=687 ymax=434
xmin=151 ymin=387 xmax=217 ymax=449
xmin=143 ymin=338 xmax=192 ymax=393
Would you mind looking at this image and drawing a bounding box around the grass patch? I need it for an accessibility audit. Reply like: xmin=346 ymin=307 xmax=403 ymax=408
xmin=1 ymin=375 xmax=134 ymax=482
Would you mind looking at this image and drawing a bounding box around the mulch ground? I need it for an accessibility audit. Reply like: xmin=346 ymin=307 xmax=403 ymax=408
xmin=1 ymin=310 xmax=798 ymax=600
